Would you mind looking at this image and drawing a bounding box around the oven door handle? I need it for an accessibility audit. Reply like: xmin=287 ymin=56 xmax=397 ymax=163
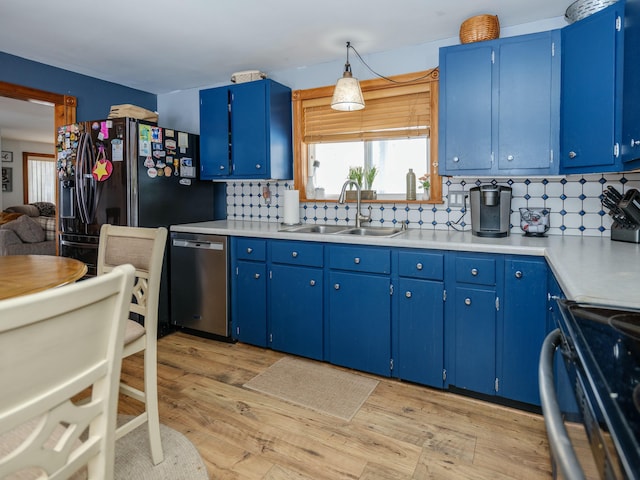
xmin=539 ymin=329 xmax=586 ymax=480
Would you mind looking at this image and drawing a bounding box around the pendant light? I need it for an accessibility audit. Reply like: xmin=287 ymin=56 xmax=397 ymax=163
xmin=331 ymin=41 xmax=365 ymax=111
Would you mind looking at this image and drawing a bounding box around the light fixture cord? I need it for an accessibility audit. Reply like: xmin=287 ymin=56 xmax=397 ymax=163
xmin=348 ymin=43 xmax=434 ymax=83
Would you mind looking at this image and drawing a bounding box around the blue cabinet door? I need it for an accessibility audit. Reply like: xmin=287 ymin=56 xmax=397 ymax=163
xmin=230 ymin=81 xmax=268 ymax=177
xmin=450 ymin=286 xmax=497 ymax=396
xmin=498 ymin=32 xmax=560 ymax=174
xmin=395 ymin=277 xmax=444 ymax=387
xmin=199 ymin=87 xmax=231 ymax=179
xmin=501 ymin=257 xmax=548 ymax=405
xmin=269 ymin=263 xmax=323 ymax=360
xmin=561 ymin=3 xmax=619 ymax=173
xmin=439 ymin=43 xmax=493 ymax=174
xmin=233 ymin=260 xmax=267 ymax=347
xmin=328 ymin=271 xmax=391 ymax=377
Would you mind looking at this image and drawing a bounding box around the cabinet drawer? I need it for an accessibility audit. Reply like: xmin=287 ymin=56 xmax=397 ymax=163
xmin=455 ymin=255 xmax=496 ymax=285
xmin=235 ymin=238 xmax=266 ymax=261
xmin=398 ymin=250 xmax=444 ymax=280
xmin=329 ymin=245 xmax=390 ymax=274
xmin=270 ymin=240 xmax=323 ymax=267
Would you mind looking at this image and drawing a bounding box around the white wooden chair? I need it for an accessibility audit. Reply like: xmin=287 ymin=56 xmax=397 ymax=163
xmin=0 ymin=264 xmax=135 ymax=480
xmin=97 ymin=224 xmax=168 ymax=466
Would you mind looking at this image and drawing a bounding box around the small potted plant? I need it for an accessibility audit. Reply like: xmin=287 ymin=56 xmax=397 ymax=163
xmin=418 ymin=174 xmax=430 ymax=201
xmin=346 ymin=166 xmax=377 ymax=200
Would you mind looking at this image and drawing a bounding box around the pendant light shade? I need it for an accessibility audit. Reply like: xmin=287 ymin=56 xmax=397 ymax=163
xmin=331 ymin=42 xmax=365 ymax=111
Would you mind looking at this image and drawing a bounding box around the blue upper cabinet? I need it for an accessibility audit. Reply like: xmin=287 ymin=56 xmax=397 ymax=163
xmin=561 ymin=0 xmax=640 ymax=173
xmin=439 ymin=30 xmax=561 ymax=176
xmin=199 ymin=79 xmax=293 ymax=180
xmin=440 ymin=42 xmax=493 ymax=174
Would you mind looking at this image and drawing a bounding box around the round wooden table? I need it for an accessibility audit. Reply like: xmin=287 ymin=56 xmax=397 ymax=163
xmin=0 ymin=255 xmax=88 ymax=300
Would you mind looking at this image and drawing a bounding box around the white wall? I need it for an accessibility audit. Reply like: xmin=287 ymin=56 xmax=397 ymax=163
xmin=157 ymin=17 xmax=568 ymax=133
xmin=1 ymin=138 xmax=55 ymax=207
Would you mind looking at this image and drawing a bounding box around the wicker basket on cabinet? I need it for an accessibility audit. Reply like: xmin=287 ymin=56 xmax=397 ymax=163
xmin=459 ymin=14 xmax=500 ymax=44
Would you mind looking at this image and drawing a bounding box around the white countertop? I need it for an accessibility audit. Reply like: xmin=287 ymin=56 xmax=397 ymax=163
xmin=171 ymin=220 xmax=640 ymax=310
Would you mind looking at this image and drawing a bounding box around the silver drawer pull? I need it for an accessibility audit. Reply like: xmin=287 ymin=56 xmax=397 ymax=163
xmin=405 ymin=291 xmax=412 ymax=298
xmin=568 ymin=151 xmax=577 ymax=159
xmin=334 ymin=284 xmax=340 ymax=290
xmin=219 ymin=165 xmax=225 ymax=170
xmin=507 ymin=154 xmax=514 ymax=161
xmin=464 ymin=298 xmax=472 ymax=306
xmin=255 ymin=164 xmax=262 ymax=169
xmin=416 ymin=263 xmax=423 ymax=270
xmin=310 ymin=280 xmax=316 ymax=286
xmin=292 ymin=251 xmax=298 ymax=258
xmin=246 ymin=247 xmax=253 ymax=254
xmin=471 ymin=268 xmax=478 ymax=276
xmin=515 ymin=270 xmax=523 ymax=279
xmin=254 ymin=273 xmax=261 ymax=279
xmin=354 ymin=257 xmax=361 ymax=264
xmin=453 ymin=156 xmax=460 ymax=163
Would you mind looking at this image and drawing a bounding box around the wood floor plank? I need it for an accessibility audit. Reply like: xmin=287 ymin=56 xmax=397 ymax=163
xmin=118 ymin=333 xmax=557 ymax=479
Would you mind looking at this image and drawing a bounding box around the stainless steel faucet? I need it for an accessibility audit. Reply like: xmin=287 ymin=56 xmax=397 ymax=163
xmin=338 ymin=180 xmax=371 ymax=228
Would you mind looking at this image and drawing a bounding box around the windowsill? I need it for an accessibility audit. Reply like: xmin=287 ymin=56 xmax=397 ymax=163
xmin=300 ymin=197 xmax=442 ymax=205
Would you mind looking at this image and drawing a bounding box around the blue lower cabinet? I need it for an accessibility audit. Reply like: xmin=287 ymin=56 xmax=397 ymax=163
xmin=500 ymin=257 xmax=548 ymax=405
xmin=395 ymin=277 xmax=444 ymax=387
xmin=328 ymin=270 xmax=391 ymax=377
xmin=269 ymin=263 xmax=323 ymax=360
xmin=449 ymin=285 xmax=498 ymax=396
xmin=233 ymin=260 xmax=267 ymax=347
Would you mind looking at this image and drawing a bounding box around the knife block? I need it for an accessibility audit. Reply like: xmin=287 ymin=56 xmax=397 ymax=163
xmin=611 ymin=223 xmax=640 ymax=243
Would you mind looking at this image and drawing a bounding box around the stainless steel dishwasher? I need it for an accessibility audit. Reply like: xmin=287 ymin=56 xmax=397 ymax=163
xmin=170 ymin=232 xmax=230 ymax=339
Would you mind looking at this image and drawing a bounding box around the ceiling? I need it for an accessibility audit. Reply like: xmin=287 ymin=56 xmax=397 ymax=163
xmin=0 ymin=0 xmax=572 ymax=144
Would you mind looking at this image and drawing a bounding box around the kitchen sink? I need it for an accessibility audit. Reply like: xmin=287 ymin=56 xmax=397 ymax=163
xmin=279 ymin=224 xmax=349 ymax=234
xmin=339 ymin=227 xmax=406 ymax=237
xmin=279 ymin=224 xmax=406 ymax=237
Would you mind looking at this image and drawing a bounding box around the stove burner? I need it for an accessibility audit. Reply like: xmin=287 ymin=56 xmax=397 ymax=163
xmin=609 ymin=312 xmax=640 ymax=341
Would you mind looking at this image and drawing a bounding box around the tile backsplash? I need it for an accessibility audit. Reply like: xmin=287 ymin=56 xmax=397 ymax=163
xmin=224 ymin=172 xmax=640 ymax=237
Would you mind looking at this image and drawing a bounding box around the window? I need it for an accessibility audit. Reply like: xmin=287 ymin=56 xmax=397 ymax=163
xmin=293 ymin=69 xmax=441 ymax=202
xmin=23 ymin=151 xmax=55 ymax=204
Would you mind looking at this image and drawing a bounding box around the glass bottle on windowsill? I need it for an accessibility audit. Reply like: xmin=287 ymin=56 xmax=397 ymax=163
xmin=306 ymin=175 xmax=316 ymax=199
xmin=406 ymin=168 xmax=416 ymax=201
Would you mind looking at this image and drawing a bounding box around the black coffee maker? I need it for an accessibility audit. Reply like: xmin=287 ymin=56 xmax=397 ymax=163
xmin=470 ymin=185 xmax=512 ymax=237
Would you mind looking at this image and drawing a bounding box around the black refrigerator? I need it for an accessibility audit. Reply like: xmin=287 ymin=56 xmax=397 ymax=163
xmin=56 ymin=117 xmax=225 ymax=335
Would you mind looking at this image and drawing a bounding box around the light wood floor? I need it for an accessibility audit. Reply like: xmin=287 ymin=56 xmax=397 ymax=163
xmin=120 ymin=331 xmax=567 ymax=479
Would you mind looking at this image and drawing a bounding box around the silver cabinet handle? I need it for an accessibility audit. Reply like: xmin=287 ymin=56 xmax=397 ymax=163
xmin=255 ymin=164 xmax=262 ymax=169
xmin=464 ymin=298 xmax=472 ymax=306
xmin=471 ymin=268 xmax=478 ymax=276
xmin=453 ymin=156 xmax=460 ymax=163
xmin=246 ymin=247 xmax=253 ymax=254
xmin=254 ymin=273 xmax=261 ymax=279
xmin=515 ymin=270 xmax=523 ymax=279
xmin=334 ymin=284 xmax=340 ymax=290
xmin=354 ymin=257 xmax=361 ymax=264
xmin=405 ymin=291 xmax=412 ymax=298
xmin=219 ymin=165 xmax=225 ymax=170
xmin=292 ymin=251 xmax=298 ymax=258
xmin=310 ymin=280 xmax=316 ymax=286
xmin=416 ymin=263 xmax=423 ymax=270
xmin=632 ymin=139 xmax=640 ymax=147
xmin=507 ymin=154 xmax=514 ymax=161
xmin=568 ymin=151 xmax=577 ymax=159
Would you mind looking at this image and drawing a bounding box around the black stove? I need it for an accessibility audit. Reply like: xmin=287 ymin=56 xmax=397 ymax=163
xmin=556 ymin=300 xmax=640 ymax=479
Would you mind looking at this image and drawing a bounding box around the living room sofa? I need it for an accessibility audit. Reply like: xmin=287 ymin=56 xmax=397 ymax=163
xmin=0 ymin=202 xmax=56 ymax=256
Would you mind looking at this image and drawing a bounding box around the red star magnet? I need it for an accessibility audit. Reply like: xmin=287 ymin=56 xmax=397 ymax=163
xmin=92 ymin=159 xmax=113 ymax=181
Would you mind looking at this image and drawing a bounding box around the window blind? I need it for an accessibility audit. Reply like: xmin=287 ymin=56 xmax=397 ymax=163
xmin=303 ymin=84 xmax=431 ymax=143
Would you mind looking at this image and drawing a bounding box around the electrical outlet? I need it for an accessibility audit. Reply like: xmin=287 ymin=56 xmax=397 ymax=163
xmin=448 ymin=190 xmax=467 ymax=208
